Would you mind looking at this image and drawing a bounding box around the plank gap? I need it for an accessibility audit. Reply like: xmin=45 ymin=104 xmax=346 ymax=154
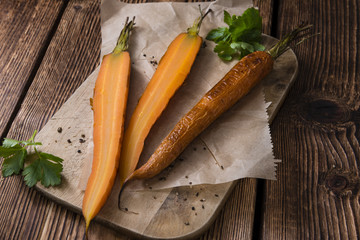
xmin=252 ymin=0 xmax=279 ymax=238
xmin=270 ymin=0 xmax=279 ymax=37
xmin=0 ymin=1 xmax=69 ymax=141
xmin=252 ymin=179 xmax=265 ymax=240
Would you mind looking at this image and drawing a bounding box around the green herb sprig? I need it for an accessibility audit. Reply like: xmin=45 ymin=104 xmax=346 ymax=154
xmin=206 ymin=7 xmax=265 ymax=61
xmin=0 ymin=130 xmax=63 ymax=187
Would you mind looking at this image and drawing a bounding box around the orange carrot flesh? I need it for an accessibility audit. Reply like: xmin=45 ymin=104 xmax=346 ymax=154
xmin=127 ymin=51 xmax=274 ymax=180
xmin=82 ymin=52 xmax=130 ymax=228
xmin=82 ymin=17 xmax=134 ymax=232
xmin=118 ymin=33 xmax=202 ymax=186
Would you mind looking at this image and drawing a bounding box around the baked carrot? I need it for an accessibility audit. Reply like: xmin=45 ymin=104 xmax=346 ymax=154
xmin=117 ymin=10 xmax=211 ymax=190
xmin=126 ymin=24 xmax=314 ymax=181
xmin=82 ymin=17 xmax=135 ymax=232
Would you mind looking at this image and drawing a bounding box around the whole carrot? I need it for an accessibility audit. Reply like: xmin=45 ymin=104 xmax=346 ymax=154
xmin=82 ymin=17 xmax=135 ymax=233
xmin=117 ymin=9 xmax=211 ymax=190
xmin=126 ymin=24 xmax=314 ymax=181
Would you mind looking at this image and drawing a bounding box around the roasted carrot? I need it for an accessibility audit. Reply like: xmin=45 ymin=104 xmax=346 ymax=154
xmin=117 ymin=10 xmax=211 ymax=190
xmin=126 ymin=24 xmax=314 ymax=181
xmin=82 ymin=17 xmax=135 ymax=232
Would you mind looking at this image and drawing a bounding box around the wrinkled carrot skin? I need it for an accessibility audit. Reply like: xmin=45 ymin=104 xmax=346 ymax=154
xmin=82 ymin=51 xmax=130 ymax=230
xmin=118 ymin=33 xmax=202 ymax=186
xmin=127 ymin=51 xmax=273 ymax=180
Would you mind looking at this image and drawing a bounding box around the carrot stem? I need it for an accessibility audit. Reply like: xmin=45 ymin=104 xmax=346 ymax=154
xmin=266 ymin=23 xmax=315 ymax=59
xmin=113 ymin=17 xmax=135 ymax=54
xmin=187 ymin=6 xmax=212 ymax=36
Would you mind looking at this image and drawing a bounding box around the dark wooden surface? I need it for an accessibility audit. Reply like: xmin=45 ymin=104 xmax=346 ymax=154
xmin=261 ymin=1 xmax=360 ymax=239
xmin=0 ymin=0 xmax=359 ymax=239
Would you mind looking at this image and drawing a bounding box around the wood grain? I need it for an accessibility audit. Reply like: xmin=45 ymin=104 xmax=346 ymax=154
xmin=0 ymin=0 xmax=65 ymax=137
xmin=261 ymin=0 xmax=360 ymax=239
xmin=253 ymin=0 xmax=274 ymax=35
xmin=0 ymin=0 xmax=101 ymax=239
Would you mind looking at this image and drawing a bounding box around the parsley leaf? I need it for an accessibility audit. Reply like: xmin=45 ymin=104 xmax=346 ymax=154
xmin=206 ymin=27 xmax=230 ymax=43
xmin=22 ymin=158 xmax=41 ymax=187
xmin=206 ymin=8 xmax=265 ymax=61
xmin=223 ymin=10 xmax=232 ymax=25
xmin=23 ymin=152 xmax=63 ymax=187
xmin=2 ymin=138 xmax=21 ymax=148
xmin=214 ymin=41 xmax=236 ymax=61
xmin=0 ymin=130 xmax=63 ymax=187
xmin=0 ymin=145 xmax=26 ymax=176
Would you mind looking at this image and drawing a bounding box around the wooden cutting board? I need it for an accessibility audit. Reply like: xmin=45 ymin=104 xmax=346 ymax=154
xmin=35 ymin=35 xmax=298 ymax=239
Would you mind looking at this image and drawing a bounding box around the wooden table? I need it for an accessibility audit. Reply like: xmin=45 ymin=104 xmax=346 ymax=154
xmin=1 ymin=0 xmax=359 ymax=239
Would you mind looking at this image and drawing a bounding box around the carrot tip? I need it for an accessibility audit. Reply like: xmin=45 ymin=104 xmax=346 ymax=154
xmin=85 ymin=219 xmax=90 ymax=238
xmin=117 ymin=181 xmax=125 ymax=210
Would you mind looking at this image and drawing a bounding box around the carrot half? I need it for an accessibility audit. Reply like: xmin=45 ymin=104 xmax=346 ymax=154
xmin=82 ymin=17 xmax=135 ymax=232
xmin=126 ymin=24 xmax=314 ymax=181
xmin=117 ymin=10 xmax=211 ymax=190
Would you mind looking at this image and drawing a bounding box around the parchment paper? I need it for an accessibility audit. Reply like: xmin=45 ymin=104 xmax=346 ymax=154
xmin=81 ymin=0 xmax=279 ymax=191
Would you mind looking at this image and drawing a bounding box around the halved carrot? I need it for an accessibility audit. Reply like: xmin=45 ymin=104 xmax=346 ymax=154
xmin=82 ymin=17 xmax=135 ymax=232
xmin=126 ymin=24 xmax=314 ymax=181
xmin=117 ymin=10 xmax=211 ymax=190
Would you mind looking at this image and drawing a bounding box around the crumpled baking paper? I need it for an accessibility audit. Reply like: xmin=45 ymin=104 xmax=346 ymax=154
xmin=81 ymin=0 xmax=279 ymax=191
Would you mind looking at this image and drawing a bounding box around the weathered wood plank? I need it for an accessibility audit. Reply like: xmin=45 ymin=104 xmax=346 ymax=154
xmin=0 ymin=1 xmax=65 ymax=239
xmin=253 ymin=0 xmax=274 ymax=35
xmin=0 ymin=0 xmax=101 ymax=239
xmin=261 ymin=0 xmax=360 ymax=239
xmin=0 ymin=0 xmax=65 ymax=138
xmin=200 ymin=178 xmax=257 ymax=240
